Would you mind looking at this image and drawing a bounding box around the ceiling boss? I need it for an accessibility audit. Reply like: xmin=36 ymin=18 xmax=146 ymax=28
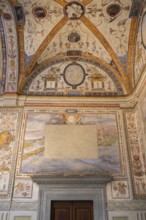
xmin=64 ymin=1 xmax=85 ymax=19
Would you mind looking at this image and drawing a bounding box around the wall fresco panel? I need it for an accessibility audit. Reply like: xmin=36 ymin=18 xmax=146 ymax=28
xmin=134 ymin=5 xmax=146 ymax=84
xmin=13 ymin=178 xmax=33 ymax=198
xmin=0 ymin=109 xmax=22 ymax=198
xmin=0 ymin=0 xmax=19 ymax=93
xmin=17 ymin=108 xmax=126 ymax=177
xmin=24 ymin=60 xmax=121 ymax=96
xmin=141 ymin=96 xmax=146 ymax=141
xmin=125 ymin=110 xmax=146 ymax=199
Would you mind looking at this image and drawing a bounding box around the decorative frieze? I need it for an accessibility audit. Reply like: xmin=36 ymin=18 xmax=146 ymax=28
xmin=107 ymin=201 xmax=146 ymax=211
xmin=125 ymin=110 xmax=146 ymax=199
xmin=0 ymin=201 xmax=38 ymax=211
xmin=0 ymin=109 xmax=22 ymax=198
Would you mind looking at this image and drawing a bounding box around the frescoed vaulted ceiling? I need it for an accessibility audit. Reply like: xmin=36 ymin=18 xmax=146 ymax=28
xmin=0 ymin=0 xmax=146 ymax=97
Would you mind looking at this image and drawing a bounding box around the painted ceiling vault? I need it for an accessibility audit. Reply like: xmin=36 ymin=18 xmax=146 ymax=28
xmin=0 ymin=0 xmax=146 ymax=96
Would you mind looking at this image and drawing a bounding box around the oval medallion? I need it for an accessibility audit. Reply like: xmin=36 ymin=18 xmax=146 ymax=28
xmin=32 ymin=7 xmax=47 ymax=19
xmin=68 ymin=33 xmax=81 ymax=43
xmin=106 ymin=4 xmax=121 ymax=17
xmin=3 ymin=13 xmax=12 ymax=20
xmin=63 ymin=63 xmax=86 ymax=88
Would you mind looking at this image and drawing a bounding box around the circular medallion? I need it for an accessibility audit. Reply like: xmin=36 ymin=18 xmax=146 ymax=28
xmin=63 ymin=63 xmax=86 ymax=88
xmin=106 ymin=4 xmax=121 ymax=17
xmin=64 ymin=113 xmax=80 ymax=124
xmin=64 ymin=2 xmax=85 ymax=19
xmin=32 ymin=7 xmax=47 ymax=19
xmin=3 ymin=13 xmax=12 ymax=20
xmin=68 ymin=32 xmax=81 ymax=43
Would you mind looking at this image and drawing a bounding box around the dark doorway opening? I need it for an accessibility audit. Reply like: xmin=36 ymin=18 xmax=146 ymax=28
xmin=51 ymin=201 xmax=93 ymax=220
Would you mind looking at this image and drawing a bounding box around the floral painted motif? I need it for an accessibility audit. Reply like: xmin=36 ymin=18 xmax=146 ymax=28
xmin=13 ymin=179 xmax=33 ymax=198
xmin=125 ymin=111 xmax=146 ymax=198
xmin=111 ymin=181 xmax=129 ymax=199
xmin=65 ymin=2 xmax=84 ymax=19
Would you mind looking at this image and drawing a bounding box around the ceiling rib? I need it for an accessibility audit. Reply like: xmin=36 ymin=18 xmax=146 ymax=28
xmin=83 ymin=0 xmax=93 ymax=6
xmin=54 ymin=0 xmax=68 ymax=7
xmin=127 ymin=18 xmax=139 ymax=86
xmin=80 ymin=16 xmax=129 ymax=80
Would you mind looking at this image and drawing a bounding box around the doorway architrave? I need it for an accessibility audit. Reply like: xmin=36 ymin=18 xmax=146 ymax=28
xmin=32 ymin=176 xmax=112 ymax=220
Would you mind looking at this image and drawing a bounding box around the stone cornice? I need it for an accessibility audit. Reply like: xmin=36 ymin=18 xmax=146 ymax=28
xmin=31 ymin=175 xmax=113 ymax=186
xmin=0 ymin=94 xmax=136 ymax=108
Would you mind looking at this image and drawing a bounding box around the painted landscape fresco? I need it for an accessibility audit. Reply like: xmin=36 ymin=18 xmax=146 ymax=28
xmin=20 ymin=112 xmax=121 ymax=175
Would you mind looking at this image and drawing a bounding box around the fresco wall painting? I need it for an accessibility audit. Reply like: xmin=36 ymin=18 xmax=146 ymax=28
xmin=125 ymin=111 xmax=146 ymax=199
xmin=20 ymin=0 xmax=130 ymax=68
xmin=111 ymin=180 xmax=130 ymax=199
xmin=13 ymin=178 xmax=33 ymax=198
xmin=141 ymin=96 xmax=146 ymax=144
xmin=16 ymin=108 xmax=126 ymax=178
xmin=85 ymin=0 xmax=131 ymax=59
xmin=134 ymin=6 xmax=146 ymax=84
xmin=0 ymin=0 xmax=19 ymax=92
xmin=37 ymin=20 xmax=112 ymax=64
xmin=0 ymin=109 xmax=21 ymax=198
xmin=0 ymin=19 xmax=6 ymax=94
xmin=26 ymin=61 xmax=118 ymax=97
xmin=22 ymin=0 xmax=63 ymax=60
